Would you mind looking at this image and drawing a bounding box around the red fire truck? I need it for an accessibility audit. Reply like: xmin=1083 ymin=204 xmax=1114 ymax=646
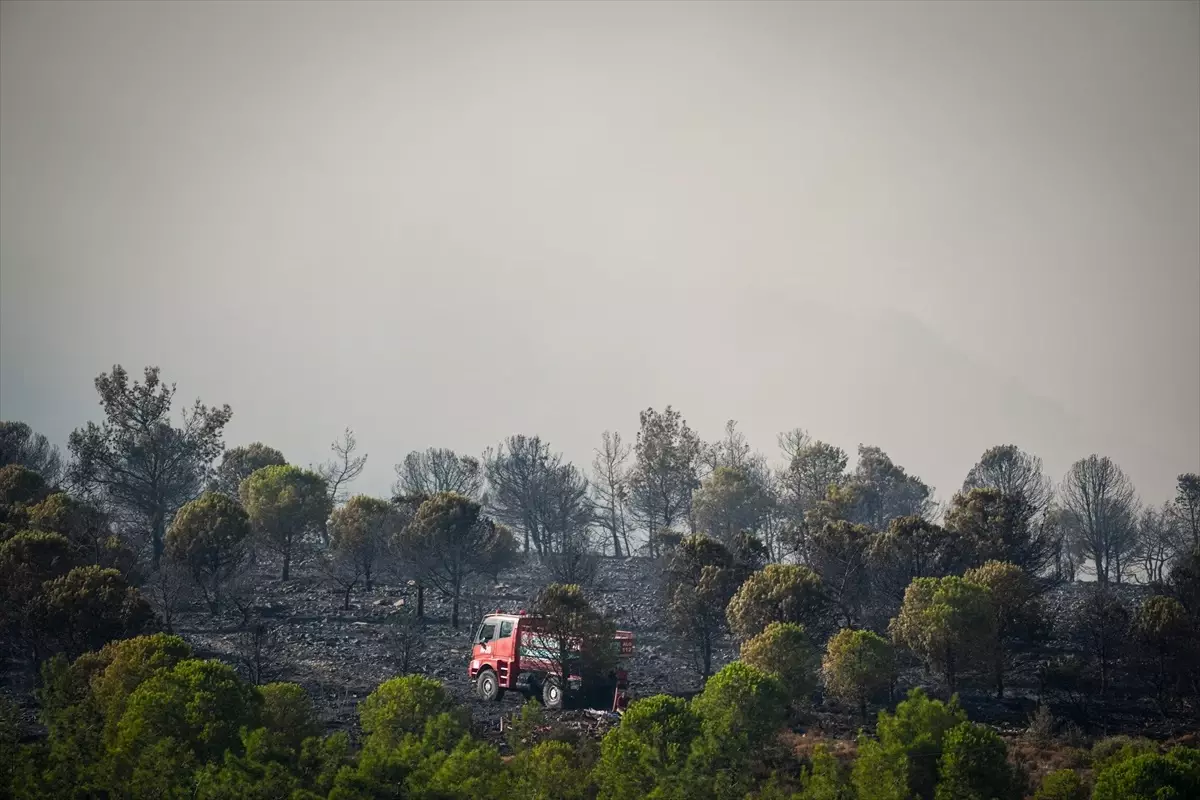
xmin=467 ymin=610 xmax=634 ymax=710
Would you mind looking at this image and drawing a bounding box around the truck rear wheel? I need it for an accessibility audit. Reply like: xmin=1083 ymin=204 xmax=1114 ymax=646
xmin=476 ymin=669 xmax=503 ymax=702
xmin=541 ymin=676 xmax=563 ymax=709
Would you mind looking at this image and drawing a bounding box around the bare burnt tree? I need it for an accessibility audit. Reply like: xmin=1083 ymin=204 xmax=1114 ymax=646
xmin=386 ymin=602 xmax=426 ymax=674
xmin=592 ymin=431 xmax=633 ymax=558
xmin=224 ymin=566 xmax=261 ymax=628
xmin=539 ymin=463 xmax=598 ymax=584
xmin=68 ymin=366 xmax=232 ymax=569
xmin=776 ymin=428 xmax=812 ymax=466
xmin=775 ymin=439 xmax=849 ymax=561
xmin=1073 ymin=586 xmax=1130 ymax=698
xmin=484 ymin=435 xmax=555 ymax=554
xmin=142 ymin=558 xmax=193 ymax=633
xmin=755 ymin=485 xmax=789 ymax=564
xmin=385 ymin=496 xmax=427 ymax=615
xmin=700 ymin=420 xmax=763 ymax=477
xmin=962 ymin=444 xmax=1054 ymax=516
xmin=1044 ymin=506 xmax=1079 ymax=582
xmin=483 ymin=435 xmax=595 ymax=570
xmin=319 ymin=543 xmax=365 ymax=610
xmin=393 ymin=447 xmax=483 ymax=500
xmin=1134 ymin=503 xmax=1187 ymax=585
xmin=867 ymin=516 xmax=968 ymax=612
xmin=237 ymin=618 xmax=284 ymax=685
xmin=318 ymin=427 xmax=368 ymax=508
xmin=629 ymin=407 xmax=702 ymax=558
xmin=1060 ymin=455 xmax=1139 ymax=584
xmin=805 ymin=520 xmax=872 ymax=628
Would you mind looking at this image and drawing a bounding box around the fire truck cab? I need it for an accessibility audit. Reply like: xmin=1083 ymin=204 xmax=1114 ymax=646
xmin=467 ymin=610 xmax=633 ymax=711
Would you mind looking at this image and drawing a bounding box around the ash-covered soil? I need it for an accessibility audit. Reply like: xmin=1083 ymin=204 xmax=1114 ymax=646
xmin=176 ymin=556 xmax=715 ymax=744
xmin=2 ymin=556 xmax=1183 ymax=747
xmin=173 ymin=557 xmax=1179 ymax=743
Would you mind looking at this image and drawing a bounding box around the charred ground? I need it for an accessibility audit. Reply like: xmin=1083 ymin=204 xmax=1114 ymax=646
xmin=35 ymin=555 xmax=1171 ymax=750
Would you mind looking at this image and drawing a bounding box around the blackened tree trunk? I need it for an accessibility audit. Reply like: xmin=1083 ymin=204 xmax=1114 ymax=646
xmin=151 ymin=510 xmax=166 ymax=571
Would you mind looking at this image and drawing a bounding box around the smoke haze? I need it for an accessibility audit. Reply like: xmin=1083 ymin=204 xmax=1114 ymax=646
xmin=2 ymin=0 xmax=1197 ymax=503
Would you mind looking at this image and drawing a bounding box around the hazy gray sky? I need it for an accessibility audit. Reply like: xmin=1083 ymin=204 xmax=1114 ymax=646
xmin=2 ymin=0 xmax=1197 ymax=506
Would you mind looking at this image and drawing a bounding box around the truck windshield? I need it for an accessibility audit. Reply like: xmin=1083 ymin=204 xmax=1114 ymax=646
xmin=476 ymin=622 xmax=496 ymax=644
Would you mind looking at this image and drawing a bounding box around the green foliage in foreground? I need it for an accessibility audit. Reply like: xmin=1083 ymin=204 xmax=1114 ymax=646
xmin=1091 ymin=747 xmax=1200 ymax=800
xmin=4 ymin=637 xmax=1197 ymax=800
xmin=1034 ymin=769 xmax=1087 ymax=800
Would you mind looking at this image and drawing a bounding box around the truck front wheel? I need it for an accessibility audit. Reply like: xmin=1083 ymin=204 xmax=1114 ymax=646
xmin=541 ymin=676 xmax=563 ymax=709
xmin=476 ymin=669 xmax=503 ymax=702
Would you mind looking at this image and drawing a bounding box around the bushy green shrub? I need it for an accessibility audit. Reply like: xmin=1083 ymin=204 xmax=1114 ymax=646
xmin=357 ymin=674 xmax=460 ymax=750
xmin=0 ymin=464 xmax=49 ymax=508
xmin=687 ymin=662 xmax=789 ymax=800
xmin=594 ymin=694 xmax=699 ymax=800
xmin=889 ymin=576 xmax=993 ymax=694
xmin=11 ymin=617 xmax=1191 ymax=800
xmin=506 ymin=699 xmax=546 ymax=754
xmin=1091 ymin=747 xmax=1200 ymax=800
xmin=934 ymin=722 xmax=1021 ymax=800
xmin=115 ymin=659 xmax=262 ymax=766
xmin=874 ymin=688 xmax=967 ymax=800
xmin=193 ymin=728 xmax=306 ymax=800
xmin=851 ymin=737 xmax=908 ymax=800
xmin=508 ymin=740 xmax=591 ymax=800
xmin=691 ymin=661 xmax=787 ymax=747
xmin=1032 ymin=769 xmax=1087 ymax=800
xmin=740 ymin=622 xmax=818 ymax=706
xmin=31 ymin=565 xmax=156 ymax=657
xmin=727 ymin=564 xmax=827 ymax=640
xmin=259 ymin=682 xmax=319 ymax=752
xmin=298 ymin=731 xmax=350 ymax=796
xmin=26 ymin=493 xmax=133 ymax=571
xmin=165 ymin=492 xmax=251 ymax=614
xmin=0 ymin=531 xmax=76 ymax=607
xmin=1091 ymin=735 xmax=1158 ymax=772
xmin=822 ymin=628 xmax=894 ymax=721
xmin=799 ymin=744 xmax=851 ymax=800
